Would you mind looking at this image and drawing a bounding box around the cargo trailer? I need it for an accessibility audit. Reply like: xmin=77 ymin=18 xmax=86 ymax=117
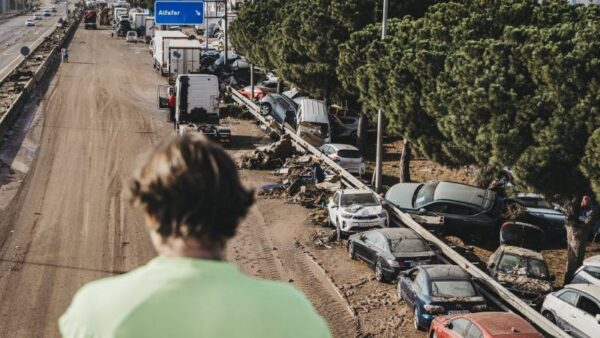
xmin=152 ymin=31 xmax=188 ymax=76
xmin=168 ymin=39 xmax=203 ymax=84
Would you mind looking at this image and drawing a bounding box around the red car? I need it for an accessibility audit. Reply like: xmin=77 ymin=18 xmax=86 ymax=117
xmin=429 ymin=312 xmax=542 ymax=338
xmin=238 ymin=80 xmax=278 ymax=101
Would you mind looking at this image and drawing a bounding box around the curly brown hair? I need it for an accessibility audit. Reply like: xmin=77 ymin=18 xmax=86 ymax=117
xmin=130 ymin=134 xmax=254 ymax=250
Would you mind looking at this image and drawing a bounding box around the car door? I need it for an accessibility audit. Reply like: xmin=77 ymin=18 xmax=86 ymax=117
xmin=574 ymin=294 xmax=600 ymax=338
xmin=554 ymin=290 xmax=581 ymax=335
xmin=400 ymin=269 xmax=420 ymax=307
xmin=361 ymin=232 xmax=381 ymax=266
xmin=352 ymin=232 xmax=369 ymax=263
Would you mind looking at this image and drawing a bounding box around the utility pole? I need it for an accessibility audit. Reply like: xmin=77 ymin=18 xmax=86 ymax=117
xmin=374 ymin=0 xmax=388 ymax=193
xmin=250 ymin=0 xmax=254 ymax=100
xmin=224 ymin=0 xmax=228 ymax=66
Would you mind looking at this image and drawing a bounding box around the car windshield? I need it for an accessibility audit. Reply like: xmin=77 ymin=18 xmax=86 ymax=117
xmin=390 ymin=239 xmax=430 ymax=253
xmin=431 ymin=280 xmax=477 ymax=298
xmin=340 ymin=193 xmax=378 ymax=207
xmin=337 ymin=149 xmax=361 ymax=158
xmin=498 ymin=253 xmax=549 ymax=279
xmin=414 ymin=182 xmax=438 ymax=208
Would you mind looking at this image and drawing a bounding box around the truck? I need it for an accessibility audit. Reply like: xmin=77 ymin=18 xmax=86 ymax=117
xmin=152 ymin=31 xmax=188 ymax=76
xmin=157 ymin=74 xmax=230 ymax=143
xmin=113 ymin=7 xmax=127 ymax=23
xmin=144 ymin=16 xmax=154 ymax=43
xmin=168 ymin=39 xmax=202 ymax=84
xmin=132 ymin=12 xmax=147 ymax=30
xmin=83 ymin=10 xmax=97 ymax=29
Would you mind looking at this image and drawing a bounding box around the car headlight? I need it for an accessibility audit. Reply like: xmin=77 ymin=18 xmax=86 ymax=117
xmin=472 ymin=304 xmax=487 ymax=311
xmin=423 ymin=304 xmax=445 ymax=314
xmin=340 ymin=212 xmax=354 ymax=219
xmin=386 ymin=259 xmax=401 ymax=268
xmin=378 ymin=211 xmax=387 ymax=218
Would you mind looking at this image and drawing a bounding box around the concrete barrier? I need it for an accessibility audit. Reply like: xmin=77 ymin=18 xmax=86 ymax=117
xmin=0 ymin=16 xmax=80 ymax=146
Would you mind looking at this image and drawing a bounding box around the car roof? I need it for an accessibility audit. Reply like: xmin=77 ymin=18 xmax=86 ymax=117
xmin=564 ymin=284 xmax=600 ymax=297
xmin=421 ymin=265 xmax=470 ymax=281
xmin=295 ymin=98 xmax=328 ymax=123
xmin=374 ymin=228 xmax=420 ymax=240
xmin=433 ymin=181 xmax=495 ymax=210
xmin=583 ymin=255 xmax=600 ymax=267
xmin=499 ymin=245 xmax=544 ymax=260
xmin=458 ymin=312 xmax=539 ymax=336
xmin=328 ymin=143 xmax=359 ymax=151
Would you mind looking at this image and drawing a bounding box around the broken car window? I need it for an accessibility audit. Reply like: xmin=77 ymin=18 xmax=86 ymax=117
xmin=498 ymin=253 xmax=549 ymax=279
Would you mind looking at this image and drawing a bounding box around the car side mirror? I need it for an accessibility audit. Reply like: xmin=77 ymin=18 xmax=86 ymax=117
xmin=359 ymin=234 xmax=366 ymax=241
xmin=381 ymin=200 xmax=389 ymax=207
xmin=445 ymin=322 xmax=453 ymax=329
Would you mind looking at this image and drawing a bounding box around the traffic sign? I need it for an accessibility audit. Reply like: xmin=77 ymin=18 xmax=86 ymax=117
xmin=155 ymin=1 xmax=204 ymax=25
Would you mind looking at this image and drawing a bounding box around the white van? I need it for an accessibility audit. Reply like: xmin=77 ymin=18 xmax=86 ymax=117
xmin=294 ymin=98 xmax=331 ymax=145
xmin=158 ymin=74 xmax=220 ymax=129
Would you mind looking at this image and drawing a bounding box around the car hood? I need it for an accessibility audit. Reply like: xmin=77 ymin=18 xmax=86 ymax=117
xmin=385 ymin=183 xmax=421 ymax=209
xmin=496 ymin=272 xmax=553 ymax=294
xmin=341 ymin=205 xmax=383 ymax=216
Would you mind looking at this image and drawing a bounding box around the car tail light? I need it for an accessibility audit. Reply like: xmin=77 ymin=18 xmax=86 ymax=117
xmin=423 ymin=305 xmax=445 ymax=314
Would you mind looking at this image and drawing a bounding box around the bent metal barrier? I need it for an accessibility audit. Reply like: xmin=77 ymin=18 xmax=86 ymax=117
xmin=228 ymin=88 xmax=569 ymax=338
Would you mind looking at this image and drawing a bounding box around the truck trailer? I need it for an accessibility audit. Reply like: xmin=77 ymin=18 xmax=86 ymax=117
xmin=132 ymin=12 xmax=148 ymax=30
xmin=144 ymin=16 xmax=154 ymax=43
xmin=83 ymin=10 xmax=97 ymax=29
xmin=168 ymin=39 xmax=202 ymax=84
xmin=157 ymin=74 xmax=230 ymax=143
xmin=152 ymin=31 xmax=188 ymax=76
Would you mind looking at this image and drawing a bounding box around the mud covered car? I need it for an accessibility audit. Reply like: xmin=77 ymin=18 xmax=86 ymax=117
xmin=487 ymin=245 xmax=554 ymax=307
xmin=429 ymin=312 xmax=542 ymax=338
xmin=397 ymin=265 xmax=487 ymax=330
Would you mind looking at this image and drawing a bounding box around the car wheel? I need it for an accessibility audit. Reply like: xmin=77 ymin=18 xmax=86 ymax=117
xmin=414 ymin=307 xmax=423 ymax=330
xmin=260 ymin=103 xmax=272 ymax=116
xmin=375 ymin=261 xmax=386 ymax=282
xmin=348 ymin=242 xmax=356 ymax=260
xmin=542 ymin=311 xmax=556 ymax=324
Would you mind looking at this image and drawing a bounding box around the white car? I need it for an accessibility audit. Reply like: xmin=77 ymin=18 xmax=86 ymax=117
xmin=33 ymin=13 xmax=43 ymax=20
xmin=320 ymin=143 xmax=366 ymax=176
xmin=328 ymin=189 xmax=388 ymax=241
xmin=541 ymin=284 xmax=600 ymax=337
xmin=25 ymin=19 xmax=35 ymax=26
xmin=572 ymin=255 xmax=600 ymax=285
xmin=125 ymin=31 xmax=138 ymax=43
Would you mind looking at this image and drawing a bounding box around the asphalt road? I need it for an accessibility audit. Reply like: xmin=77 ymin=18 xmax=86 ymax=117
xmin=0 ymin=2 xmax=68 ymax=80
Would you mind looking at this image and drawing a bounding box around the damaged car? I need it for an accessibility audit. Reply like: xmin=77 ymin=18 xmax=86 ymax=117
xmin=487 ymin=245 xmax=554 ymax=307
xmin=397 ymin=265 xmax=487 ymax=330
xmin=328 ymin=189 xmax=388 ymax=241
xmin=385 ymin=181 xmax=503 ymax=238
xmin=347 ymin=228 xmax=436 ymax=282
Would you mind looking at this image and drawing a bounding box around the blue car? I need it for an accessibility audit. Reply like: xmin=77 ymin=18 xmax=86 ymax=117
xmin=397 ymin=265 xmax=487 ymax=330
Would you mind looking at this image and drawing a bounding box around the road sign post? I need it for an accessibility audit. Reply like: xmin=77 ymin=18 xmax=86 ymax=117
xmin=154 ymin=1 xmax=204 ymax=25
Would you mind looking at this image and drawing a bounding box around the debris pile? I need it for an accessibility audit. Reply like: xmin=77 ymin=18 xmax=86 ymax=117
xmin=307 ymin=229 xmax=336 ymax=249
xmin=240 ymin=134 xmax=297 ymax=169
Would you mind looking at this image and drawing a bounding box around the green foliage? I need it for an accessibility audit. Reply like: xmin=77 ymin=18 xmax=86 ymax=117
xmin=343 ymin=0 xmax=600 ymax=200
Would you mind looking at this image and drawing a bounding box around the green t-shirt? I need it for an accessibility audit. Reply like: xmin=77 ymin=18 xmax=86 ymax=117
xmin=59 ymin=256 xmax=331 ymax=338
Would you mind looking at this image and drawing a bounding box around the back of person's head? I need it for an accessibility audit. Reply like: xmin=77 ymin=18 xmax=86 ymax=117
xmin=130 ymin=134 xmax=254 ymax=250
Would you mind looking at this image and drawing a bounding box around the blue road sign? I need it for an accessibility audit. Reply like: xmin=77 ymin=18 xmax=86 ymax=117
xmin=155 ymin=1 xmax=204 ymax=25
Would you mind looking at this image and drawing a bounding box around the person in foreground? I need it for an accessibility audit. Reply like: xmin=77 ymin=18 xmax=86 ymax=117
xmin=59 ymin=134 xmax=331 ymax=338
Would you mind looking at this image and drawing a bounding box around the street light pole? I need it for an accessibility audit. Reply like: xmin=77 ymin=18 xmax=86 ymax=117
xmin=374 ymin=0 xmax=388 ymax=193
xmin=250 ymin=0 xmax=254 ymax=101
xmin=224 ymin=0 xmax=228 ymax=66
